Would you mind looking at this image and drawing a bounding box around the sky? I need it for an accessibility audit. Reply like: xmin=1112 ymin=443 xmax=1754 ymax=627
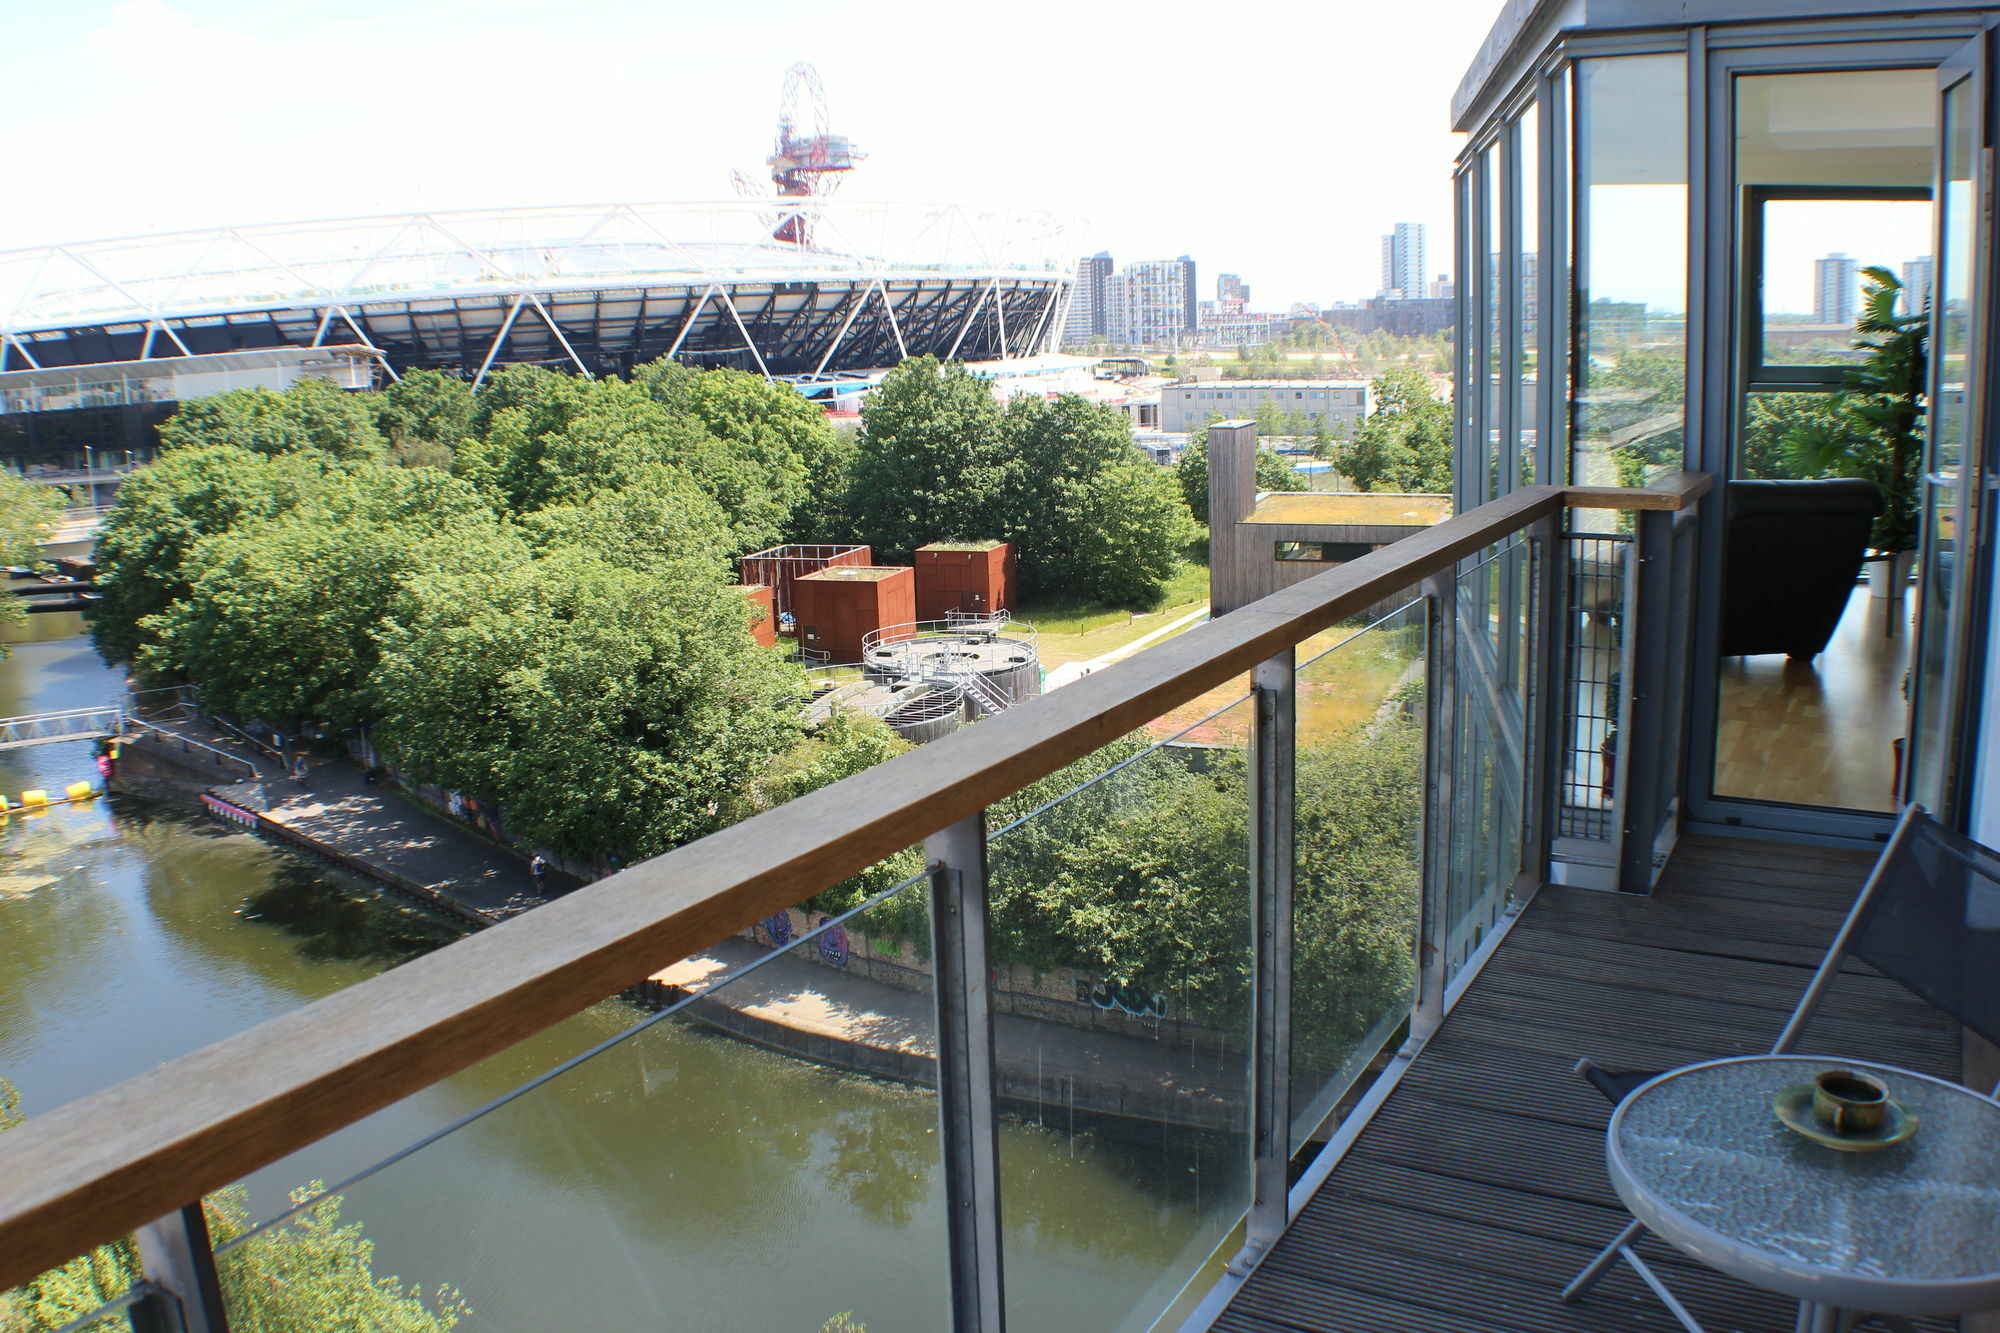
xmin=0 ymin=0 xmax=1504 ymax=311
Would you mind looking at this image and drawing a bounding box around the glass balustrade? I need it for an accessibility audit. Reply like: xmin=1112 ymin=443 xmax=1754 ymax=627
xmin=984 ymin=693 xmax=1255 ymax=1333
xmin=212 ymin=877 xmax=950 ymax=1333
xmin=1442 ymin=538 xmax=1533 ymax=979
xmin=1288 ymin=598 xmax=1427 ymax=1154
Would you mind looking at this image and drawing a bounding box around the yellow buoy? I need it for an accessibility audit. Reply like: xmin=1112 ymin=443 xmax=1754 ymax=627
xmin=19 ymin=790 xmax=48 ymax=807
xmin=65 ymin=781 xmax=95 ymax=802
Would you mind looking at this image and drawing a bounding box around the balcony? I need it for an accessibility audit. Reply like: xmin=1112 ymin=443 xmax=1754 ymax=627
xmin=7 ymin=470 xmax=1982 ymax=1333
xmin=1212 ymin=835 xmax=1966 ymax=1333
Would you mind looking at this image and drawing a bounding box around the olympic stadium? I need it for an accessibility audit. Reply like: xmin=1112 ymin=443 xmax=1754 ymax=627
xmin=0 ymin=200 xmax=1079 ymax=470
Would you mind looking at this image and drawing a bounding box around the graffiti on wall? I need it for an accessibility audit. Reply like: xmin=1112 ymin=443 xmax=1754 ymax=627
xmin=1076 ymin=977 xmax=1169 ymax=1020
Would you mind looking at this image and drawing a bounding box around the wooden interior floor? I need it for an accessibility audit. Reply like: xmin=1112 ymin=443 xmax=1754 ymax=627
xmin=1716 ymin=583 xmax=1909 ymax=813
xmin=1215 ymin=835 xmax=1964 ymax=1333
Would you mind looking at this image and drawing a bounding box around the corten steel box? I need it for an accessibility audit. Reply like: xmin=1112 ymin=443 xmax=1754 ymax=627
xmin=914 ymin=541 xmax=1016 ymax=622
xmin=793 ymin=566 xmax=916 ymax=664
xmin=736 ymin=544 xmax=873 ymax=622
xmin=741 ymin=584 xmax=777 ymax=648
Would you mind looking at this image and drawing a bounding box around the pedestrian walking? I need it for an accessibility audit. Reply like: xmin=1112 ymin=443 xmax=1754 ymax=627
xmin=292 ymin=754 xmax=310 ymax=787
xmin=530 ymin=853 xmax=549 ymax=893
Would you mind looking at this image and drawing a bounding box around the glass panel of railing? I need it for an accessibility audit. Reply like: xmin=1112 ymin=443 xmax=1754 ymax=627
xmin=1444 ymin=538 xmax=1532 ymax=980
xmin=212 ymin=875 xmax=951 ymax=1333
xmin=984 ymin=693 xmax=1255 ymax=1333
xmin=0 ymin=1279 xmax=144 ymax=1333
xmin=1288 ymin=597 xmax=1426 ymax=1155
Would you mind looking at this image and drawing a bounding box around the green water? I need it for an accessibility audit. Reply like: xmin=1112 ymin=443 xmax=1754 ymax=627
xmin=0 ymin=633 xmax=1239 ymax=1333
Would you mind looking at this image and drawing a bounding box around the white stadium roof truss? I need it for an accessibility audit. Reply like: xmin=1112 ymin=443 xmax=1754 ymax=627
xmin=0 ymin=201 xmax=1080 ymax=383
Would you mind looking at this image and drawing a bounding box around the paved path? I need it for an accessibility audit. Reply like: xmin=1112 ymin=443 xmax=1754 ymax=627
xmin=1043 ymin=605 xmax=1210 ymax=690
xmin=220 ymin=760 xmax=548 ymax=919
xmin=657 ymin=937 xmax=1243 ymax=1128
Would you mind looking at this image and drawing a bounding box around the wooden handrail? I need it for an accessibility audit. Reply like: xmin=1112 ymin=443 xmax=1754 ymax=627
xmin=0 ymin=479 xmax=1705 ymax=1290
xmin=1566 ymin=470 xmax=1713 ymax=512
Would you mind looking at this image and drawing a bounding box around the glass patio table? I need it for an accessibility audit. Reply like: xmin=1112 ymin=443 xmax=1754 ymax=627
xmin=1606 ymin=1055 xmax=2000 ymax=1330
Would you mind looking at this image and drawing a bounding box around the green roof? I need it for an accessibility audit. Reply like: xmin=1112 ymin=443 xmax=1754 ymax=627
xmin=920 ymin=540 xmax=1007 ymax=552
xmin=802 ymin=566 xmax=909 ymax=582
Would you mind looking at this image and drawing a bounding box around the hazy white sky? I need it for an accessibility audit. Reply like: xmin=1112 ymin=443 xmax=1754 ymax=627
xmin=0 ymin=0 xmax=1503 ymax=309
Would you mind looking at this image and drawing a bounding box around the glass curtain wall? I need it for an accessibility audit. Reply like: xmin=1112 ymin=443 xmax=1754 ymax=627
xmin=1572 ymin=54 xmax=1690 ymax=507
xmin=1454 ymin=77 xmax=1558 ymax=507
xmin=1516 ymin=101 xmax=1542 ymax=488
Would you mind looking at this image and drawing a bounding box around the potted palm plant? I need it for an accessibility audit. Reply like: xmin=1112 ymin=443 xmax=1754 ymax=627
xmin=1784 ymin=266 xmax=1926 ymax=594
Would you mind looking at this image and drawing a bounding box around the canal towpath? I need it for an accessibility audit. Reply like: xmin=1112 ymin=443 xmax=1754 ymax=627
xmin=210 ymin=758 xmax=549 ymax=921
xmin=137 ymin=713 xmax=1233 ymax=1126
xmin=655 ymin=937 xmax=1241 ymax=1128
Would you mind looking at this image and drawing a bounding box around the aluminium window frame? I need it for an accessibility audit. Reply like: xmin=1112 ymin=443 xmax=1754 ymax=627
xmin=1738 ymin=182 xmax=1934 ymax=395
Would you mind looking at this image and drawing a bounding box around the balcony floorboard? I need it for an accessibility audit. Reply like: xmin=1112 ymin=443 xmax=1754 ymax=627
xmin=1216 ymin=832 xmax=1964 ymax=1332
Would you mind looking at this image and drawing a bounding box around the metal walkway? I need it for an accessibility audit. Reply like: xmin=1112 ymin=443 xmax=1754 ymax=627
xmin=0 ymin=706 xmax=126 ymax=750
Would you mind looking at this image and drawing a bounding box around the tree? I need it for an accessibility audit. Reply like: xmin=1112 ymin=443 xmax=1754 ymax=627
xmin=724 ymin=710 xmax=923 ymax=916
xmin=845 ymin=358 xmax=1008 ymax=563
xmin=0 ymin=476 xmax=62 ymax=650
xmin=457 ymin=370 xmax=815 ymax=555
xmin=142 ymin=470 xmax=506 ymax=730
xmin=374 ymin=370 xmax=474 ymax=469
xmin=370 ymin=545 xmax=805 ymax=861
xmin=1783 ymin=267 xmax=1927 ymax=553
xmin=632 ymin=361 xmax=839 ymax=549
xmin=1054 ymin=462 xmax=1198 ymax=609
xmin=1740 ymin=394 xmax=1845 ymax=481
xmin=158 ymin=378 xmax=387 ymax=464
xmin=90 ymin=446 xmax=338 ymax=666
xmin=1177 ymin=426 xmax=1304 ymax=525
xmin=0 ymin=1080 xmax=465 ymax=1332
xmin=998 ymin=394 xmax=1150 ymax=599
xmin=1334 ymin=370 xmax=1453 ymax=494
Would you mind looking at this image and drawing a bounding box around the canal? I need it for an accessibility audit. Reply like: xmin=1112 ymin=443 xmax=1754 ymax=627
xmin=0 ymin=628 xmax=1233 ymax=1333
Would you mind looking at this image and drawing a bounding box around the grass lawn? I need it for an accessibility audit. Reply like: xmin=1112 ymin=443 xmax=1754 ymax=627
xmin=1018 ymin=560 xmax=1210 ymax=667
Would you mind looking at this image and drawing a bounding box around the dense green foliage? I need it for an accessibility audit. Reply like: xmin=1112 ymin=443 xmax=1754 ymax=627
xmin=95 ymin=367 xmax=832 ymax=861
xmin=1780 ymin=267 xmax=1927 ymax=552
xmin=159 ymin=377 xmax=389 ymax=464
xmin=373 ymin=369 xmax=473 ymax=469
xmin=842 ymin=358 xmax=1197 ymax=605
xmin=0 ymin=475 xmax=64 ymax=649
xmin=972 ymin=694 xmax=1422 ymax=1037
xmin=1740 ymin=393 xmax=1847 ymax=481
xmin=1332 ymin=370 xmax=1453 ymax=494
xmin=0 ymin=1081 xmax=465 ymax=1332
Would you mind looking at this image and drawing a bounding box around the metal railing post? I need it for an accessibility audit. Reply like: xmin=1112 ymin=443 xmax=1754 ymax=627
xmin=1413 ymin=571 xmax=1457 ymax=1045
xmin=1524 ymin=513 xmax=1567 ymax=894
xmin=1239 ymin=649 xmax=1296 ymax=1269
xmin=129 ymin=1204 xmax=228 ymax=1333
xmin=926 ymin=814 xmax=1007 ymax=1333
xmin=1618 ymin=509 xmax=1673 ymax=894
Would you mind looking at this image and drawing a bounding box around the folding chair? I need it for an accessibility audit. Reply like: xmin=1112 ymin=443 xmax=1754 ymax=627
xmin=1561 ymin=804 xmax=2000 ymax=1329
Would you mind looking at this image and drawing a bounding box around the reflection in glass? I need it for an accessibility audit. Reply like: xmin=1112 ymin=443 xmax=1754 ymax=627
xmin=1573 ymin=54 xmax=1687 ymax=505
xmin=1516 ymin=100 xmax=1541 ymax=488
xmin=1289 ymin=603 xmax=1425 ymax=1152
xmin=1910 ymin=75 xmax=1976 ymax=813
xmin=1486 ymin=142 xmax=1506 ymax=505
xmin=986 ymin=699 xmax=1254 ymax=1332
xmin=219 ymin=881 xmax=955 ymax=1333
xmin=1445 ymin=541 xmax=1530 ymax=970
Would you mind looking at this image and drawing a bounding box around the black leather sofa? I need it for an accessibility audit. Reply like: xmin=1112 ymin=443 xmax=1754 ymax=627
xmin=1720 ymin=478 xmax=1885 ymax=660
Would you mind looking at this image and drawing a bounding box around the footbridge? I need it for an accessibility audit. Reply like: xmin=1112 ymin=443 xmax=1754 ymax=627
xmin=0 ymin=706 xmax=126 ymax=750
xmin=0 ymin=704 xmax=258 ymax=780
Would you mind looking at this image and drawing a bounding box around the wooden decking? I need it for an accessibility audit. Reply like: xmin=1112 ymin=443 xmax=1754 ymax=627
xmin=1217 ymin=834 xmax=1965 ymax=1333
